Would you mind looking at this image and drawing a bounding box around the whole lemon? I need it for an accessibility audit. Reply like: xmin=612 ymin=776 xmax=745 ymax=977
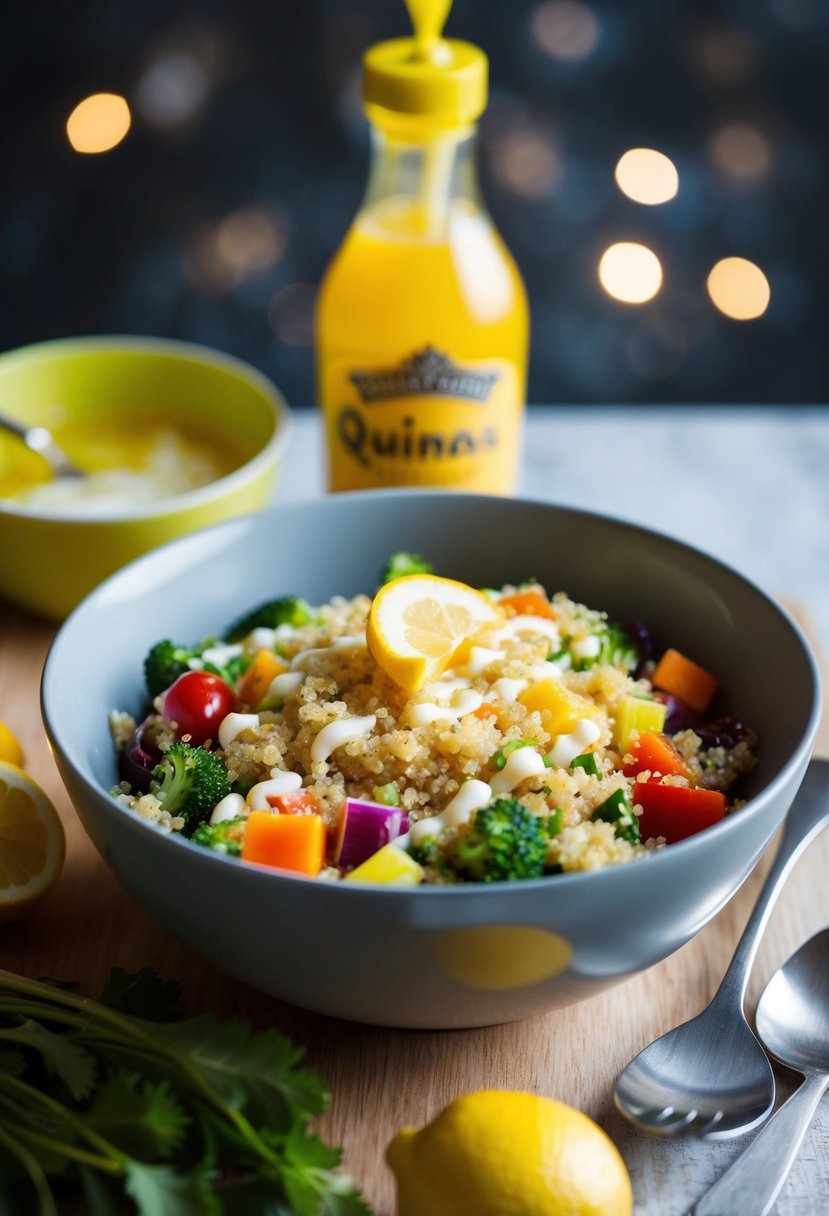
xmin=386 ymin=1090 xmax=633 ymax=1216
xmin=0 ymin=719 xmax=23 ymax=768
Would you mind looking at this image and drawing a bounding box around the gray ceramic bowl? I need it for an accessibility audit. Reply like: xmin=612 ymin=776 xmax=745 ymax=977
xmin=42 ymin=494 xmax=821 ymax=1028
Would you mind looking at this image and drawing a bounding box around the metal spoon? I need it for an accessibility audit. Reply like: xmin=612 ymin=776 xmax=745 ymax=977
xmin=691 ymin=927 xmax=829 ymax=1215
xmin=0 ymin=411 xmax=83 ymax=479
xmin=615 ymin=756 xmax=829 ymax=1139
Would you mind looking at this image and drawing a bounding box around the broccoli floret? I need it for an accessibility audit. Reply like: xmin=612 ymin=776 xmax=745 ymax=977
xmin=224 ymin=597 xmax=313 ymax=643
xmin=144 ymin=640 xmax=201 ymax=698
xmin=379 ymin=552 xmax=434 ymax=585
xmin=149 ymin=742 xmax=231 ymax=834
xmin=575 ymin=622 xmax=638 ymax=673
xmin=407 ymin=837 xmax=440 ymax=867
xmin=191 ymin=816 xmax=247 ymax=856
xmin=143 ymin=638 xmax=249 ymax=698
xmin=445 ymin=796 xmax=551 ymax=882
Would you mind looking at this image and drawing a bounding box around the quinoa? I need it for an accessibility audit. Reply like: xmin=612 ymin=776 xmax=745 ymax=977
xmin=111 ymin=578 xmax=757 ymax=881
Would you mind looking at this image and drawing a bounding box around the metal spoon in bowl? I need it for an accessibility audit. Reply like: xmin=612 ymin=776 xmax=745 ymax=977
xmin=0 ymin=411 xmax=83 ymax=479
xmin=691 ymin=927 xmax=829 ymax=1215
xmin=615 ymin=757 xmax=829 ymax=1139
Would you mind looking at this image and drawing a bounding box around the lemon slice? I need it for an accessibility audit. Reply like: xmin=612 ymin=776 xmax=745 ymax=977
xmin=0 ymin=761 xmax=66 ymax=923
xmin=0 ymin=720 xmax=24 ymax=768
xmin=367 ymin=574 xmax=503 ymax=693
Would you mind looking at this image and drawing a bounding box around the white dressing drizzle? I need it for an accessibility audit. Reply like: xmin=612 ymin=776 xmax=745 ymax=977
xmin=246 ymin=770 xmax=303 ymax=811
xmin=311 ymin=714 xmax=376 ymax=764
xmin=545 ymin=719 xmax=601 ymax=769
xmin=209 ymin=792 xmax=247 ymax=825
xmin=218 ymin=712 xmax=260 ymax=750
xmin=489 ymin=746 xmax=547 ymax=795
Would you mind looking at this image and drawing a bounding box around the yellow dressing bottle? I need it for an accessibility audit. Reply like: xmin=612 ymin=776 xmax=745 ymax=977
xmin=316 ymin=0 xmax=529 ymax=494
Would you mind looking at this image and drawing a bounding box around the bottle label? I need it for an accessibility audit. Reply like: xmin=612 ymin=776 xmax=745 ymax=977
xmin=323 ymin=346 xmax=522 ymax=494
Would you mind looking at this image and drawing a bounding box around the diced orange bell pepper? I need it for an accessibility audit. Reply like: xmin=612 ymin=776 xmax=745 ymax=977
xmin=632 ymin=782 xmax=727 ymax=844
xmin=266 ymin=789 xmax=321 ymax=816
xmin=623 ymin=730 xmax=691 ymax=779
xmin=498 ymin=590 xmax=557 ymax=620
xmin=651 ymin=648 xmax=718 ymax=714
xmin=241 ymin=811 xmax=325 ymax=875
xmin=519 ymin=679 xmax=598 ymax=736
xmin=238 ymin=650 xmax=288 ymax=707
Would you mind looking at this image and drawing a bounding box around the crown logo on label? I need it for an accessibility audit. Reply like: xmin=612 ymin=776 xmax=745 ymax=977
xmin=350 ymin=346 xmax=499 ymax=404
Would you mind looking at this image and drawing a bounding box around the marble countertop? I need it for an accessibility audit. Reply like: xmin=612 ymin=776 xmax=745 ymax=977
xmin=276 ymin=405 xmax=829 ymax=660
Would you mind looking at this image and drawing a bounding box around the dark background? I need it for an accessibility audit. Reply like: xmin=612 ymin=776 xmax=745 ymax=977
xmin=2 ymin=0 xmax=827 ymax=407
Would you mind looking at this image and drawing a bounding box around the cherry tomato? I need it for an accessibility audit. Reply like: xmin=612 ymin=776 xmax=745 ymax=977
xmin=162 ymin=672 xmax=235 ymax=744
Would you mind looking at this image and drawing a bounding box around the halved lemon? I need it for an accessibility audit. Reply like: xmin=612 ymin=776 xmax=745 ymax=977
xmin=367 ymin=574 xmax=503 ymax=693
xmin=0 ymin=761 xmax=66 ymax=923
xmin=0 ymin=720 xmax=24 ymax=768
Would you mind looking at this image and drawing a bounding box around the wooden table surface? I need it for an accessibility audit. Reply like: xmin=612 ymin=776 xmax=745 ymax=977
xmin=1 ymin=596 xmax=827 ymax=1216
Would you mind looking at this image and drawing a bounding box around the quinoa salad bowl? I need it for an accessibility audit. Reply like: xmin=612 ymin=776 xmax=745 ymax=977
xmin=42 ymin=493 xmax=821 ymax=1028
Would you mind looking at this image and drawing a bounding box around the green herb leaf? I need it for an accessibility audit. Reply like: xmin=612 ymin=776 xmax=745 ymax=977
xmin=78 ymin=1164 xmax=125 ymax=1216
xmin=125 ymin=1160 xmax=221 ymax=1216
xmin=214 ymin=1174 xmax=294 ymax=1216
xmin=279 ymin=1126 xmax=370 ymax=1216
xmin=0 ymin=1047 xmax=26 ymax=1078
xmin=150 ymin=1015 xmax=328 ymax=1129
xmin=85 ymin=1072 xmax=189 ymax=1160
xmin=0 ymin=1022 xmax=96 ymax=1101
xmin=99 ymin=968 xmax=185 ymax=1023
xmin=0 ymin=966 xmax=366 ymax=1215
xmin=0 ymin=1122 xmax=58 ymax=1216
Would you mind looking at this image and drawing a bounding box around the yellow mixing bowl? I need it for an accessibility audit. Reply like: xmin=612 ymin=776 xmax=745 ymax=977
xmin=0 ymin=336 xmax=291 ymax=620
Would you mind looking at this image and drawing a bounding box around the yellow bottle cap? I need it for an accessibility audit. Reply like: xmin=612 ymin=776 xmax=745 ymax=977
xmin=363 ymin=0 xmax=487 ymax=127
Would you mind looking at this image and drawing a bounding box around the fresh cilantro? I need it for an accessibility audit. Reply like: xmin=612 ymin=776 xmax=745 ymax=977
xmin=0 ymin=966 xmax=368 ymax=1215
xmin=100 ymin=965 xmax=185 ymax=1022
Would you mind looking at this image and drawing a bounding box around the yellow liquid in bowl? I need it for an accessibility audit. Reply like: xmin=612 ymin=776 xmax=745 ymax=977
xmin=0 ymin=415 xmax=247 ymax=511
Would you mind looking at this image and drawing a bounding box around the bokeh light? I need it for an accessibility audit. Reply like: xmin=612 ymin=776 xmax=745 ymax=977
xmin=531 ymin=0 xmax=600 ymax=62
xmin=711 ymin=123 xmax=772 ymax=182
xmin=488 ymin=128 xmax=562 ymax=199
xmin=598 ymin=243 xmax=663 ymax=304
xmin=135 ymin=53 xmax=210 ymax=128
xmin=695 ymin=27 xmax=761 ymax=85
xmin=66 ymin=93 xmax=131 ymax=154
xmin=614 ymin=148 xmax=679 ymax=205
xmin=707 ymin=257 xmax=770 ymax=320
xmin=184 ymin=207 xmax=286 ymax=295
xmin=268 ymin=283 xmax=317 ymax=346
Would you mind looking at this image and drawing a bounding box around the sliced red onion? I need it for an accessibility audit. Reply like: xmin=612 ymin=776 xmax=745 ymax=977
xmin=337 ymin=798 xmax=410 ymax=868
xmin=118 ymin=725 xmax=162 ymax=793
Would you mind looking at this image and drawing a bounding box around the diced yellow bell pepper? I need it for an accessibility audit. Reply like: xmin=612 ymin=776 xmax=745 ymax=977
xmin=345 ymin=844 xmax=424 ymax=886
xmin=613 ymin=695 xmax=667 ymax=750
xmin=518 ymin=678 xmax=598 ymax=736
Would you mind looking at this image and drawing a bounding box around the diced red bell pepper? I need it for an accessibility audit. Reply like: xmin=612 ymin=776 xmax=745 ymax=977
xmin=266 ymin=789 xmax=320 ymax=816
xmin=632 ymin=781 xmax=727 ymax=844
xmin=623 ymin=730 xmax=691 ymax=780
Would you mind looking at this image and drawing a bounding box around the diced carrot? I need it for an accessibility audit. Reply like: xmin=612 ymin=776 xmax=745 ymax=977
xmin=471 ymin=703 xmax=498 ymax=721
xmin=651 ymin=648 xmax=718 ymax=714
xmin=498 ymin=590 xmax=557 ymax=620
xmin=238 ymin=649 xmax=288 ymax=706
xmin=241 ymin=811 xmax=325 ymax=875
xmin=623 ymin=730 xmax=691 ymax=779
xmin=265 ymin=789 xmax=321 ymax=816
